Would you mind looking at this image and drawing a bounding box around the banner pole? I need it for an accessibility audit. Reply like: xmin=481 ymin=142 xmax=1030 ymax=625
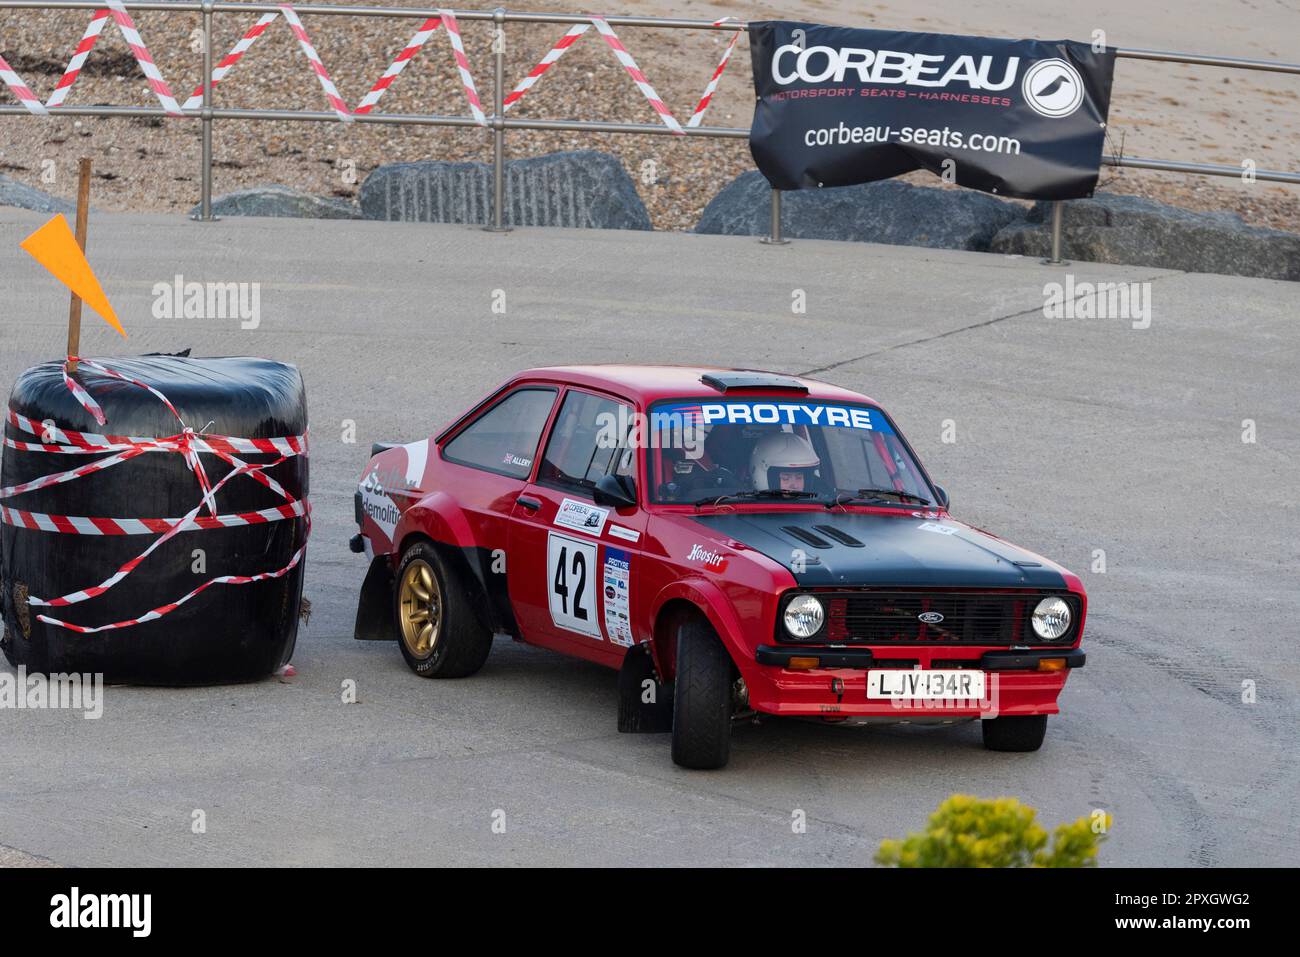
xmin=1044 ymin=200 xmax=1067 ymax=264
xmin=65 ymin=157 xmax=92 ymax=373
xmin=760 ymin=188 xmax=789 ymax=246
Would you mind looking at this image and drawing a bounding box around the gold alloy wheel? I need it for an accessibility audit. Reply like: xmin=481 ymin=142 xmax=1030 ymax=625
xmin=398 ymin=559 xmax=442 ymax=658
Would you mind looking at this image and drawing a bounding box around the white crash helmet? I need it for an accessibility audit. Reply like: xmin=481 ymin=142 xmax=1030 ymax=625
xmin=750 ymin=431 xmax=820 ymax=491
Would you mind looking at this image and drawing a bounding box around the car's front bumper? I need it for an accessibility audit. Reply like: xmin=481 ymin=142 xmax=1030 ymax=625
xmin=744 ymin=646 xmax=1084 ymax=719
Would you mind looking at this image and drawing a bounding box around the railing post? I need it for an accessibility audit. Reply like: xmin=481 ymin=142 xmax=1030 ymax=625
xmin=760 ymin=187 xmax=789 ymax=245
xmin=196 ymin=0 xmax=216 ymax=221
xmin=485 ymin=8 xmax=511 ymax=232
xmin=1042 ymin=200 xmax=1066 ymax=264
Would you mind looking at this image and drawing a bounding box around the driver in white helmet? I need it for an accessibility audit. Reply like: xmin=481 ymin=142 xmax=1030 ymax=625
xmin=749 ymin=431 xmax=821 ymax=493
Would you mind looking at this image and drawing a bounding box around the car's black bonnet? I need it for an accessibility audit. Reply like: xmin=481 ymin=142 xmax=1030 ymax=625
xmin=687 ymin=510 xmax=1067 ymax=589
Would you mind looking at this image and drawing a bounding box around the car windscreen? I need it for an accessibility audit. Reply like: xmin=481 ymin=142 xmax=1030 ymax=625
xmin=647 ymin=398 xmax=933 ymax=506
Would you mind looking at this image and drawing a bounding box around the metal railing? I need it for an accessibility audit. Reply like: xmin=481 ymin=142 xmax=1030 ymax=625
xmin=2 ymin=1 xmax=1298 ymax=258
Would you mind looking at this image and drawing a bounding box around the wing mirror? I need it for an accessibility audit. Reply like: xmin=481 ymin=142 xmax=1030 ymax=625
xmin=593 ymin=473 xmax=637 ymax=510
xmin=933 ymin=485 xmax=950 ymax=509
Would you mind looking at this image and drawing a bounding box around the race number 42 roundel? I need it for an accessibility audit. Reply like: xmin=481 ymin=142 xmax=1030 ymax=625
xmin=547 ymin=532 xmax=602 ymax=638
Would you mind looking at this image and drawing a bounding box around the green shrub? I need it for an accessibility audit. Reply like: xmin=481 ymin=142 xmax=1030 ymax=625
xmin=875 ymin=794 xmax=1110 ymax=868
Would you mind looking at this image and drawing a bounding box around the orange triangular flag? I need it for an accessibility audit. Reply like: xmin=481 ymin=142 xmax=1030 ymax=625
xmin=19 ymin=214 xmax=126 ymax=338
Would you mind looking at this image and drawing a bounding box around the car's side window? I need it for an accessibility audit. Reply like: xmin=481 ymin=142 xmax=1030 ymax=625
xmin=442 ymin=387 xmax=557 ymax=479
xmin=537 ymin=390 xmax=632 ymax=496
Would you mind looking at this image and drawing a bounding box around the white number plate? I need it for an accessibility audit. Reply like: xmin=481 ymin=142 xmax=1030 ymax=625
xmin=867 ymin=669 xmax=985 ymax=700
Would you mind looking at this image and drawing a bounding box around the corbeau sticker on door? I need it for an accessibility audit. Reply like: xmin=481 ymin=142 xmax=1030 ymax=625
xmin=547 ymin=532 xmax=603 ymax=638
xmin=553 ymin=498 xmax=609 ymax=536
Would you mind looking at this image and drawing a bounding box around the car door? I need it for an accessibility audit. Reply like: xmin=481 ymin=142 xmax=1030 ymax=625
xmin=507 ymin=387 xmax=647 ymax=666
xmin=437 ymin=385 xmax=559 ymax=633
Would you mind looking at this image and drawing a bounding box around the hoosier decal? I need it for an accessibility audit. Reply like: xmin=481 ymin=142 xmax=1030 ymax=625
xmin=687 ymin=543 xmax=728 ymax=571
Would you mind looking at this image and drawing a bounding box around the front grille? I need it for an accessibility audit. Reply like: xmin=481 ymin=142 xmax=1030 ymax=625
xmin=786 ymin=590 xmax=1077 ymax=646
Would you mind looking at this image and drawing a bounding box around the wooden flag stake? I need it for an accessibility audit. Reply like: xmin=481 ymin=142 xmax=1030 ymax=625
xmin=66 ymin=157 xmax=92 ymax=374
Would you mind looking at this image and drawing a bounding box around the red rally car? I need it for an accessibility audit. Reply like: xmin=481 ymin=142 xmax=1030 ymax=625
xmin=350 ymin=366 xmax=1086 ymax=769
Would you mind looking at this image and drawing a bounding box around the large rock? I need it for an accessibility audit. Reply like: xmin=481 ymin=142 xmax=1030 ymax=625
xmin=694 ymin=172 xmax=1024 ymax=251
xmin=359 ymin=150 xmax=651 ymax=230
xmin=189 ymin=185 xmax=360 ymax=220
xmin=0 ymin=175 xmax=76 ymax=215
xmin=991 ymin=193 xmax=1300 ymax=281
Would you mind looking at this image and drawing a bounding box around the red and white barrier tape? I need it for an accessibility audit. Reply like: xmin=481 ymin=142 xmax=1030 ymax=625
xmin=3 ymin=6 xmax=741 ymax=131
xmin=278 ymin=5 xmax=351 ymax=121
xmin=504 ymin=17 xmax=743 ymax=129
xmin=590 ymin=17 xmax=681 ymax=134
xmin=4 ymin=409 xmax=304 ymax=457
xmin=502 ymin=22 xmax=590 ymax=112
xmin=105 ymin=0 xmax=183 ymax=116
xmin=687 ymin=20 xmax=743 ymax=128
xmin=40 ymin=537 xmax=307 ymax=634
xmin=182 ymin=10 xmax=279 ymax=112
xmin=353 ymin=15 xmax=442 ymax=115
xmin=1 ymin=358 xmax=309 ymax=633
xmin=439 ymin=8 xmax=487 ymax=126
xmin=0 ymin=51 xmax=49 ymax=116
xmin=46 ymin=8 xmax=110 ymax=110
xmin=2 ymin=499 xmax=308 ymax=536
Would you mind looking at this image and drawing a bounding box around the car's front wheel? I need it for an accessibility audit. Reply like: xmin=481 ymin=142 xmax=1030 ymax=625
xmin=671 ymin=619 xmax=736 ymax=769
xmin=981 ymin=714 xmax=1047 ymax=752
xmin=394 ymin=540 xmax=491 ymax=678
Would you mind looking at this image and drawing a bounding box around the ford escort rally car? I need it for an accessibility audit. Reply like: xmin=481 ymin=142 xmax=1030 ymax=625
xmin=351 ymin=366 xmax=1086 ymax=769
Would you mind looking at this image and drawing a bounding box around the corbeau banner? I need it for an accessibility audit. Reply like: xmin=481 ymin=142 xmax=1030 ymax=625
xmin=748 ymin=21 xmax=1116 ymax=200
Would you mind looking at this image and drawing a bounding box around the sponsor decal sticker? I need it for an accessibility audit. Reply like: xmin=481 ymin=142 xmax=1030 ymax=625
xmin=917 ymin=521 xmax=958 ymax=535
xmin=687 ymin=543 xmax=728 ymax=571
xmin=501 ymin=450 xmax=532 ymax=470
xmin=657 ymin=401 xmax=895 ymax=433
xmin=607 ymin=524 xmax=641 ymax=543
xmin=358 ymin=466 xmax=402 ymax=543
xmin=553 ymin=498 xmax=609 ymax=536
xmin=602 ymin=546 xmax=633 ymax=647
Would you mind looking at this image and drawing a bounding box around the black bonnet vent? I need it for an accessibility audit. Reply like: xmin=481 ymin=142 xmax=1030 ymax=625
xmin=814 ymin=525 xmax=865 ymax=547
xmin=782 ymin=526 xmax=833 ymax=549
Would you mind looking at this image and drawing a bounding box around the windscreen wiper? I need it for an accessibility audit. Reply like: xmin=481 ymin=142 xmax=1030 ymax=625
xmin=693 ymin=489 xmax=822 ymax=507
xmin=828 ymin=487 xmax=931 ymax=508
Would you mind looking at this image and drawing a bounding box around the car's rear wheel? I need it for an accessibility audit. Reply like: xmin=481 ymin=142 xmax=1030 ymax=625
xmin=394 ymin=540 xmax=491 ymax=678
xmin=981 ymin=714 xmax=1048 ymax=752
xmin=671 ymin=618 xmax=736 ymax=770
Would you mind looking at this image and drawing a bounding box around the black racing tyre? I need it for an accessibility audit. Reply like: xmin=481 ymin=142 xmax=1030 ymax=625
xmin=981 ymin=714 xmax=1048 ymax=752
xmin=671 ymin=618 xmax=736 ymax=769
xmin=393 ymin=540 xmax=491 ymax=678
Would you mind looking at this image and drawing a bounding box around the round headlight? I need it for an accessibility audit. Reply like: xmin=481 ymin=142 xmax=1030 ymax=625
xmin=784 ymin=595 xmax=825 ymax=639
xmin=1031 ymin=597 xmax=1072 ymax=641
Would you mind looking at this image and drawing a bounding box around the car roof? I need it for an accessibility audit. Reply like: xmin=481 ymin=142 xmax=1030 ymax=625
xmin=509 ymin=364 xmax=878 ymax=406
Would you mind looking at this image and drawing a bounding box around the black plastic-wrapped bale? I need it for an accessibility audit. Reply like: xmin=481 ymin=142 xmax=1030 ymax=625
xmin=0 ymin=356 xmax=309 ymax=684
